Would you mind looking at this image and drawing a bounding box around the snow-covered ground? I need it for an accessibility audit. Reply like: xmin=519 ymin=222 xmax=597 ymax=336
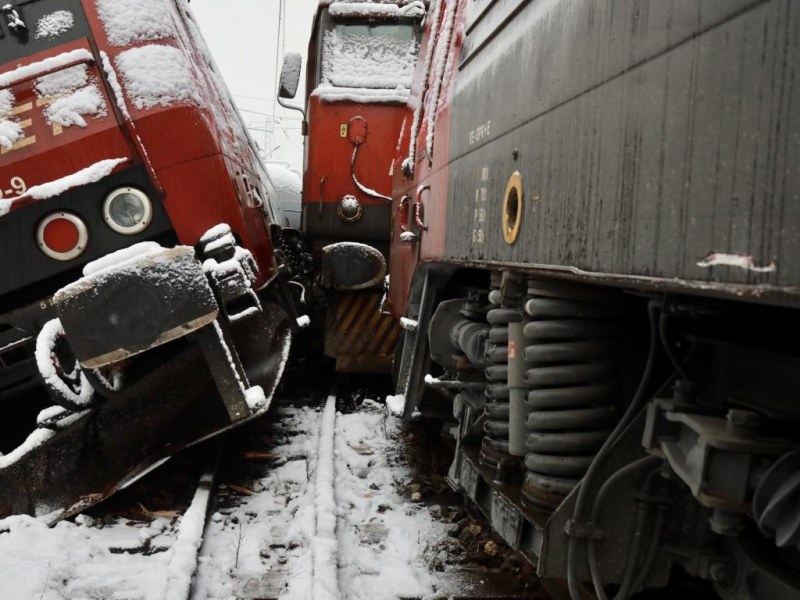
xmin=0 ymin=399 xmax=449 ymax=600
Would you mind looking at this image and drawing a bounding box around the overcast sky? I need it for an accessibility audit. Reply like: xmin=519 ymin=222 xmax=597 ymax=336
xmin=191 ymin=0 xmax=319 ymax=170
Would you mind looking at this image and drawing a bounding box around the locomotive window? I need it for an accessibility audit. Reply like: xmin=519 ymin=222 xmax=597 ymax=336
xmin=319 ymin=19 xmax=420 ymax=90
xmin=0 ymin=0 xmax=90 ymax=66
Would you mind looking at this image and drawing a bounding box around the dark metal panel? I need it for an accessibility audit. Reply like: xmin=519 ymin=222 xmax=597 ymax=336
xmin=302 ymin=202 xmax=391 ymax=243
xmin=0 ymin=166 xmax=172 ymax=302
xmin=444 ymin=0 xmax=799 ymax=302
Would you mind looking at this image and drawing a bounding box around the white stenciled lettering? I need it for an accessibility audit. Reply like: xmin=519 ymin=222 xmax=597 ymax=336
xmin=469 ymin=120 xmax=492 ymax=145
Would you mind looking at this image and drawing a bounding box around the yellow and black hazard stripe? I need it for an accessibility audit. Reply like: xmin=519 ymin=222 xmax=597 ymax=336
xmin=325 ymin=291 xmax=400 ymax=372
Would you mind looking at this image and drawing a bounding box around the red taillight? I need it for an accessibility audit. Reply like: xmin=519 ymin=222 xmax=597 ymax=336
xmin=37 ymin=212 xmax=89 ymax=261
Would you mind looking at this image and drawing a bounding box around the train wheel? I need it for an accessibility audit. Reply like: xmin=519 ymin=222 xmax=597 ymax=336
xmin=35 ymin=319 xmax=97 ymax=411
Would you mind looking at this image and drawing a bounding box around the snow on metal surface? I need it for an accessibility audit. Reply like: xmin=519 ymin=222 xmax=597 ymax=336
xmin=329 ymin=1 xmax=426 ymax=18
xmin=0 ymin=157 xmax=127 ymax=216
xmin=0 ymin=89 xmax=23 ymax=152
xmin=5 ymin=157 xmax=128 ymax=208
xmin=115 ymin=44 xmax=199 ymax=110
xmin=0 ymin=428 xmax=55 ymax=470
xmin=35 ymin=10 xmax=75 ymax=39
xmin=321 ymin=26 xmax=418 ymax=90
xmin=44 ymin=85 xmax=108 ymax=128
xmin=100 ymin=50 xmax=132 ymax=120
xmin=95 ymin=0 xmax=174 ymax=47
xmin=0 ymin=48 xmax=93 ymax=89
xmin=313 ymin=84 xmax=410 ymax=104
xmin=697 ymin=252 xmax=777 ymax=273
xmin=34 ymin=63 xmax=89 ymax=96
xmin=81 ymin=241 xmax=164 ymax=277
xmin=34 ymin=319 xmax=95 ymax=409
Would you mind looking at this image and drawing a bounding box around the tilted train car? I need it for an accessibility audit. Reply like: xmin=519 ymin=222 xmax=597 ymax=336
xmin=389 ymin=1 xmax=800 ymax=598
xmin=0 ymin=0 xmax=297 ymax=518
xmin=277 ymin=0 xmax=426 ymax=373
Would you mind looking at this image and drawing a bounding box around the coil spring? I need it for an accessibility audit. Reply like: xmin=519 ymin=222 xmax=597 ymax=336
xmin=479 ymin=278 xmax=522 ymax=469
xmin=521 ymin=289 xmax=620 ymax=509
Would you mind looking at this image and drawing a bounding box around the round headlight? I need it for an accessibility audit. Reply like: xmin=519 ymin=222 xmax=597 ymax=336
xmin=37 ymin=211 xmax=89 ymax=261
xmin=103 ymin=187 xmax=153 ymax=235
xmin=337 ymin=195 xmax=362 ymax=223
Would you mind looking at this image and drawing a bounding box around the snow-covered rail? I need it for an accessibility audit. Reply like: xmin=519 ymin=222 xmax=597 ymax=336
xmin=0 ymin=393 xmax=539 ymax=600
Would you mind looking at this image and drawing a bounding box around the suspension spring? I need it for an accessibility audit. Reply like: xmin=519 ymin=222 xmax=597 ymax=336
xmin=479 ymin=273 xmax=522 ymax=471
xmin=520 ymin=284 xmax=621 ymax=509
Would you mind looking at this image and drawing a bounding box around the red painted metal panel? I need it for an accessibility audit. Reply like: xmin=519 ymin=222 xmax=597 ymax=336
xmin=304 ymin=97 xmax=408 ymax=208
xmin=388 ymin=0 xmax=467 ymax=317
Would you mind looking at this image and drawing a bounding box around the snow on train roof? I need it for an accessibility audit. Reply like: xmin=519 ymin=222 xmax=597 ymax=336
xmin=329 ymin=1 xmax=426 ymax=18
xmin=95 ymin=0 xmax=174 ymax=47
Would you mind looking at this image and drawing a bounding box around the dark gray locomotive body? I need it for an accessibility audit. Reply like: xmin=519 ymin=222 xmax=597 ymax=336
xmin=391 ymin=1 xmax=800 ymax=599
xmin=446 ymin=0 xmax=798 ymax=301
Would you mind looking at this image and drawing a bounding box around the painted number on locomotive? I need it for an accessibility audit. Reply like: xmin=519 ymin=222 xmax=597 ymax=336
xmin=469 ymin=120 xmax=492 ymax=145
xmin=340 ymin=124 xmax=348 ymax=137
xmin=472 ymin=166 xmax=489 ymax=244
xmin=0 ymin=176 xmax=27 ymax=198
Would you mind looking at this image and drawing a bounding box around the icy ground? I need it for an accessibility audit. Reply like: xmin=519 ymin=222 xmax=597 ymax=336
xmin=0 ymin=399 xmax=449 ymax=600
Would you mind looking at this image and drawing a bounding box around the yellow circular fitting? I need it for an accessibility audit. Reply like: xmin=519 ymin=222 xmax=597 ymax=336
xmin=502 ymin=171 xmax=523 ymax=245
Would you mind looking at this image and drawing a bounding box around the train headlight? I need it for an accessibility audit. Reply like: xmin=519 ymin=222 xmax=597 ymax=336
xmin=37 ymin=212 xmax=89 ymax=261
xmin=337 ymin=195 xmax=362 ymax=223
xmin=103 ymin=187 xmax=153 ymax=235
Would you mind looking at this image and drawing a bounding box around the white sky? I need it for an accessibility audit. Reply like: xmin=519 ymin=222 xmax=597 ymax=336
xmin=191 ymin=0 xmax=319 ymax=171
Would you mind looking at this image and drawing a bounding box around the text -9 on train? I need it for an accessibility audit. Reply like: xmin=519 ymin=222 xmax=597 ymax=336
xmin=385 ymin=1 xmax=800 ymax=599
xmin=0 ymin=0 xmax=299 ymax=519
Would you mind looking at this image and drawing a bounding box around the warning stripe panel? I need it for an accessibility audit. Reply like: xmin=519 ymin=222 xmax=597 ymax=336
xmin=325 ymin=292 xmax=400 ymax=364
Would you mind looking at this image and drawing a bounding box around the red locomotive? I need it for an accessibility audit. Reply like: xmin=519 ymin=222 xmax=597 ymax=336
xmin=0 ymin=0 xmax=297 ymax=518
xmin=277 ymin=0 xmax=426 ymax=374
xmin=386 ymin=1 xmax=800 ymax=599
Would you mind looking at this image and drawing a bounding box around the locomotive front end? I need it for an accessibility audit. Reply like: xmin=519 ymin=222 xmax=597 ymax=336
xmin=0 ymin=0 xmax=294 ymax=519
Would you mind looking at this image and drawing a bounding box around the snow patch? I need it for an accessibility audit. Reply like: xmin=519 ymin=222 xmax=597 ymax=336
xmin=116 ymin=44 xmax=199 ymax=110
xmin=100 ymin=51 xmax=131 ymax=120
xmin=321 ymin=25 xmax=418 ymax=90
xmin=82 ymin=241 xmax=164 ymax=277
xmin=34 ymin=319 xmax=94 ymax=410
xmin=385 ymin=394 xmax=406 ymax=416
xmin=0 ymin=428 xmax=55 ymax=470
xmin=329 ymin=1 xmax=426 ymax=18
xmin=34 ymin=63 xmax=89 ymax=96
xmin=245 ymin=385 xmax=267 ymax=411
xmin=312 ymin=83 xmax=410 ymax=104
xmin=296 ymin=315 xmax=311 ymax=328
xmin=697 ymin=252 xmax=777 ymax=273
xmin=95 ymin=0 xmax=175 ymax=46
xmin=35 ymin=10 xmax=75 ymax=39
xmin=400 ymin=317 xmax=418 ymax=331
xmin=6 ymin=157 xmax=127 ymax=205
xmin=44 ymin=85 xmax=107 ymax=128
xmin=0 ymin=48 xmax=93 ymax=89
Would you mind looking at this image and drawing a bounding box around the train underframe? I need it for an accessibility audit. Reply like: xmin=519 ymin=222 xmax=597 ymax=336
xmin=396 ymin=263 xmax=800 ymax=600
xmin=0 ymin=225 xmax=297 ymax=520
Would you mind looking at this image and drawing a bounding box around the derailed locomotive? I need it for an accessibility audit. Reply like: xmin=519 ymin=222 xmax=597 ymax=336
xmin=0 ymin=0 xmax=298 ymax=518
xmin=386 ymin=1 xmax=800 ymax=598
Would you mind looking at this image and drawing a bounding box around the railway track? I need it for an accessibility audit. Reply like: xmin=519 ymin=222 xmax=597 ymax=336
xmin=0 ymin=388 xmax=543 ymax=600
